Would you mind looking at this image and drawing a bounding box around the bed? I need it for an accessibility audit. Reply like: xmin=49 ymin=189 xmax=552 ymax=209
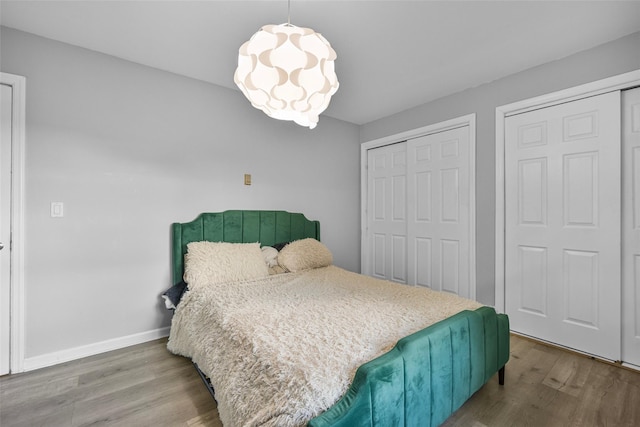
xmin=167 ymin=210 xmax=510 ymax=426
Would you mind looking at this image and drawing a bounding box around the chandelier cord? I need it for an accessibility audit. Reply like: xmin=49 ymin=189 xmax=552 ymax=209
xmin=287 ymin=0 xmax=291 ymax=25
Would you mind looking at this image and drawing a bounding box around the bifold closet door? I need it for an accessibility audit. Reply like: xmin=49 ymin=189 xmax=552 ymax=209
xmin=365 ymin=125 xmax=472 ymax=299
xmin=505 ymin=91 xmax=621 ymax=361
xmin=366 ymin=142 xmax=408 ymax=283
xmin=406 ymin=127 xmax=471 ymax=297
xmin=0 ymin=83 xmax=12 ymax=375
xmin=622 ymin=87 xmax=640 ymax=367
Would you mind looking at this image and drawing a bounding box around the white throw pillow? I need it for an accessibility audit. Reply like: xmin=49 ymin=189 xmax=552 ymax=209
xmin=261 ymin=246 xmax=279 ymax=268
xmin=278 ymin=238 xmax=333 ymax=272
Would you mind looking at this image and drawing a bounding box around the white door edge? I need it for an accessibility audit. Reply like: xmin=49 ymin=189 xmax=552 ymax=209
xmin=495 ymin=69 xmax=640 ymax=313
xmin=0 ymin=72 xmax=26 ymax=374
xmin=361 ymin=113 xmax=476 ymax=300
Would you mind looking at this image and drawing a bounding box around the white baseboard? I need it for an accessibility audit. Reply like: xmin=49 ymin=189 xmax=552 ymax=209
xmin=622 ymin=362 xmax=640 ymax=372
xmin=22 ymin=327 xmax=170 ymax=372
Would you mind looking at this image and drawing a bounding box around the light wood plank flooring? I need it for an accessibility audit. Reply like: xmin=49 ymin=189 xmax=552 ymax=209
xmin=0 ymin=339 xmax=220 ymax=427
xmin=1 ymin=335 xmax=639 ymax=426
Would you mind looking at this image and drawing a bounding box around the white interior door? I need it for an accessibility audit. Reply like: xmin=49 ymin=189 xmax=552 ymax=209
xmin=0 ymin=83 xmax=13 ymax=375
xmin=505 ymin=91 xmax=621 ymax=361
xmin=366 ymin=142 xmax=408 ymax=283
xmin=622 ymin=87 xmax=640 ymax=367
xmin=406 ymin=126 xmax=471 ymax=297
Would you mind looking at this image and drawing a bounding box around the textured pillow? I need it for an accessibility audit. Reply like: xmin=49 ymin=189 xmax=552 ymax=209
xmin=184 ymin=241 xmax=269 ymax=289
xmin=261 ymin=246 xmax=279 ymax=268
xmin=278 ymin=238 xmax=333 ymax=272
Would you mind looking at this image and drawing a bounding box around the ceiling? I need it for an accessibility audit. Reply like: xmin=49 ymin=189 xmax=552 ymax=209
xmin=1 ymin=0 xmax=639 ymax=125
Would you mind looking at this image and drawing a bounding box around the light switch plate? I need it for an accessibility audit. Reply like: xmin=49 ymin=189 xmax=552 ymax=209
xmin=51 ymin=202 xmax=64 ymax=218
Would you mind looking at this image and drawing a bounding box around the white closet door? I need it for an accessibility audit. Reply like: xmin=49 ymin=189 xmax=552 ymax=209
xmin=505 ymin=91 xmax=621 ymax=361
xmin=367 ymin=142 xmax=408 ymax=283
xmin=406 ymin=126 xmax=471 ymax=297
xmin=0 ymin=83 xmax=12 ymax=375
xmin=622 ymin=87 xmax=640 ymax=367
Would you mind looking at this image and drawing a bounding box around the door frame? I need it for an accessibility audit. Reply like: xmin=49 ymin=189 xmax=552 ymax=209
xmin=495 ymin=69 xmax=640 ymax=314
xmin=0 ymin=72 xmax=26 ymax=374
xmin=361 ymin=113 xmax=476 ymax=299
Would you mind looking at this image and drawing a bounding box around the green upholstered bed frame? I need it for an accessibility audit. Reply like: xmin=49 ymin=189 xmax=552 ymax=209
xmin=171 ymin=210 xmax=509 ymax=426
xmin=171 ymin=210 xmax=320 ymax=286
xmin=309 ymin=306 xmax=510 ymax=427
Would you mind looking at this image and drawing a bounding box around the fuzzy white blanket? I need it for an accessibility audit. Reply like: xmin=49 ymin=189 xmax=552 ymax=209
xmin=167 ymin=266 xmax=481 ymax=427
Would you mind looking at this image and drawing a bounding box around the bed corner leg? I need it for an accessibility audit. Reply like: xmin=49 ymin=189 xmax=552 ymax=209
xmin=498 ymin=366 xmax=505 ymax=385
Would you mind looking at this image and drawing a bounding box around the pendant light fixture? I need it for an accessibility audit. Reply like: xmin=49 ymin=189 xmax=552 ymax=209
xmin=233 ymin=0 xmax=339 ymax=129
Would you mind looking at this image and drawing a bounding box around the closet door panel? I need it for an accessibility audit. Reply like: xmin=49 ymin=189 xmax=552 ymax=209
xmin=367 ymin=143 xmax=407 ymax=283
xmin=505 ymin=91 xmax=621 ymax=361
xmin=622 ymin=87 xmax=640 ymax=367
xmin=407 ymin=126 xmax=471 ymax=297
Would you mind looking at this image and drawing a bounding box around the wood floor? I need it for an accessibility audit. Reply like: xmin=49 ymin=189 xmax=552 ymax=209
xmin=1 ymin=334 xmax=639 ymax=426
xmin=0 ymin=339 xmax=221 ymax=427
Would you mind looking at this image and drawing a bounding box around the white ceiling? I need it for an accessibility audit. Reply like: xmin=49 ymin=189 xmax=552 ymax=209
xmin=2 ymin=0 xmax=639 ymax=125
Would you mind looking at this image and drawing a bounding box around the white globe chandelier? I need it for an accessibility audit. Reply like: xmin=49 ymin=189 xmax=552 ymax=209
xmin=233 ymin=2 xmax=339 ymax=129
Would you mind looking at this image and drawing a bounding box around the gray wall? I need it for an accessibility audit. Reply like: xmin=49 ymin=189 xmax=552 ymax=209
xmin=360 ymin=31 xmax=640 ymax=306
xmin=3 ymin=24 xmax=639 ymax=364
xmin=1 ymin=27 xmax=360 ymax=361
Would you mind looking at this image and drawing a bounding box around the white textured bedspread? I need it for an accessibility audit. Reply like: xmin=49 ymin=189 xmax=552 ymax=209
xmin=167 ymin=266 xmax=481 ymax=427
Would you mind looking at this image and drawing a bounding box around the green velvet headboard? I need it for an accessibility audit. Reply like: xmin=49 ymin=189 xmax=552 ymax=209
xmin=171 ymin=210 xmax=320 ymax=286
